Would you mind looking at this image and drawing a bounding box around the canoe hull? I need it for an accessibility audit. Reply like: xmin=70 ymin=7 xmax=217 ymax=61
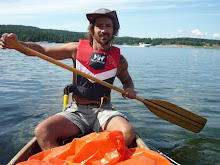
xmin=8 ymin=134 xmax=149 ymax=165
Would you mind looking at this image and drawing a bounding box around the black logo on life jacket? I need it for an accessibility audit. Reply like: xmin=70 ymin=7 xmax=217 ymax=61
xmin=89 ymin=52 xmax=107 ymax=70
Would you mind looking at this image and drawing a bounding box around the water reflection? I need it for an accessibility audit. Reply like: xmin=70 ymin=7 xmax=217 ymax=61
xmin=0 ymin=45 xmax=220 ymax=164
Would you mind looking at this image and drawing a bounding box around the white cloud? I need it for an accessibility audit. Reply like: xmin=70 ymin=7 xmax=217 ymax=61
xmin=213 ymin=33 xmax=220 ymax=38
xmin=189 ymin=29 xmax=208 ymax=38
xmin=1 ymin=0 xmax=86 ymax=15
xmin=1 ymin=0 xmax=219 ymax=40
xmin=0 ymin=0 xmax=178 ymax=15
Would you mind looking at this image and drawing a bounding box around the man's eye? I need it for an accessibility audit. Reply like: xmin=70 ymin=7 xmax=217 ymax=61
xmin=96 ymin=25 xmax=102 ymax=28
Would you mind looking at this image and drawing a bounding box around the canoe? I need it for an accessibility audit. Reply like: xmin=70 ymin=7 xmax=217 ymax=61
xmin=8 ymin=134 xmax=149 ymax=165
xmin=8 ymin=85 xmax=180 ymax=165
xmin=8 ymin=133 xmax=181 ymax=165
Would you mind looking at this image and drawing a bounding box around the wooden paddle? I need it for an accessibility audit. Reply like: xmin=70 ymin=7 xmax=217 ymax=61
xmin=8 ymin=38 xmax=207 ymax=133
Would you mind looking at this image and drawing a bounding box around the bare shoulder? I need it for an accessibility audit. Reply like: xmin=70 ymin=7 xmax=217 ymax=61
xmin=61 ymin=42 xmax=79 ymax=51
xmin=116 ymin=55 xmax=128 ymax=77
xmin=61 ymin=42 xmax=79 ymax=60
xmin=119 ymin=55 xmax=127 ymax=65
xmin=44 ymin=42 xmax=79 ymax=60
xmin=116 ymin=54 xmax=134 ymax=89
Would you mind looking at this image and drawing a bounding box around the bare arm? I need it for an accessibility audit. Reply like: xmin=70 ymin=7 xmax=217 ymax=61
xmin=117 ymin=55 xmax=136 ymax=99
xmin=0 ymin=33 xmax=78 ymax=61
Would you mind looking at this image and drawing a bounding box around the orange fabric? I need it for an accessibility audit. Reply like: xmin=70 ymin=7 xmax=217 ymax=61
xmin=17 ymin=131 xmax=171 ymax=165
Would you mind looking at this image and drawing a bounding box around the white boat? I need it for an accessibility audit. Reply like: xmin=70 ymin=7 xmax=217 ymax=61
xmin=139 ymin=42 xmax=151 ymax=47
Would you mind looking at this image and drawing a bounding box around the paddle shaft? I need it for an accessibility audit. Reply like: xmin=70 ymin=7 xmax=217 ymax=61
xmin=8 ymin=38 xmax=207 ymax=133
xmin=9 ymin=39 xmax=147 ymax=98
xmin=9 ymin=38 xmax=129 ymax=91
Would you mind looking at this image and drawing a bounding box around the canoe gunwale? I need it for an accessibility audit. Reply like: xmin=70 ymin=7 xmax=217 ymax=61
xmin=7 ymin=137 xmax=41 ymax=165
xmin=8 ymin=134 xmax=148 ymax=165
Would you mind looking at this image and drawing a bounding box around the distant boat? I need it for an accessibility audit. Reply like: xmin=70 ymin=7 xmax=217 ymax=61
xmin=139 ymin=43 xmax=151 ymax=47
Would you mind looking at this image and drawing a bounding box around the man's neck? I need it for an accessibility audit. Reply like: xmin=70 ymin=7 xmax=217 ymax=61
xmin=92 ymin=40 xmax=111 ymax=52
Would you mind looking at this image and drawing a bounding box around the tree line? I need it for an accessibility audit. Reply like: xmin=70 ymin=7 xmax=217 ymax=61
xmin=1 ymin=25 xmax=220 ymax=47
xmin=113 ymin=36 xmax=220 ymax=47
xmin=0 ymin=25 xmax=86 ymax=43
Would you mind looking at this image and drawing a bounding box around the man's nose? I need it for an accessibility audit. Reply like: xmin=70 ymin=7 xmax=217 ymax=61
xmin=100 ymin=27 xmax=107 ymax=33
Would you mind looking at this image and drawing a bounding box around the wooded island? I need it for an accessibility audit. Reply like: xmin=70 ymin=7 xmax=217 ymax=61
xmin=1 ymin=25 xmax=219 ymax=48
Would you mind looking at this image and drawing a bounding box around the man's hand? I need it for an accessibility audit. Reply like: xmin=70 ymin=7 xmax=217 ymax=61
xmin=122 ymin=88 xmax=136 ymax=99
xmin=0 ymin=33 xmax=18 ymax=49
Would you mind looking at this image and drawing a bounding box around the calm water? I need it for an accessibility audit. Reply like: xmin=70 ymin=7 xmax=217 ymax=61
xmin=0 ymin=44 xmax=219 ymax=165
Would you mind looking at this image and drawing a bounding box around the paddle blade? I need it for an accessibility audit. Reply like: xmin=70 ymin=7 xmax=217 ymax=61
xmin=144 ymin=99 xmax=207 ymax=133
xmin=8 ymin=38 xmax=207 ymax=133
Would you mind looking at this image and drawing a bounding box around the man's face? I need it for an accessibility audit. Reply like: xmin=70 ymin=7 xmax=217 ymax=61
xmin=93 ymin=17 xmax=114 ymax=46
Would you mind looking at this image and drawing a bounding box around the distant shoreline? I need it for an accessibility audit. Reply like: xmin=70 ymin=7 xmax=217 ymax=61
xmin=121 ymin=44 xmax=220 ymax=49
xmin=36 ymin=41 xmax=220 ymax=50
xmin=1 ymin=25 xmax=220 ymax=48
xmin=155 ymin=44 xmax=220 ymax=50
xmin=155 ymin=44 xmax=194 ymax=48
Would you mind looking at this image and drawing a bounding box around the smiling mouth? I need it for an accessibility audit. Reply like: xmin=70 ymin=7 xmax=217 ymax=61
xmin=101 ymin=36 xmax=108 ymax=40
xmin=100 ymin=33 xmax=109 ymax=38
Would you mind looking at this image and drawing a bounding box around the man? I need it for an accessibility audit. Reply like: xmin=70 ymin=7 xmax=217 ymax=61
xmin=0 ymin=8 xmax=137 ymax=150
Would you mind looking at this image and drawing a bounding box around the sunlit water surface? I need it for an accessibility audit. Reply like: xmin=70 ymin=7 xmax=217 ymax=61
xmin=0 ymin=44 xmax=219 ymax=164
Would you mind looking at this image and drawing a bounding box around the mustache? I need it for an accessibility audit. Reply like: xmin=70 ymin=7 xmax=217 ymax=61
xmin=100 ymin=32 xmax=109 ymax=36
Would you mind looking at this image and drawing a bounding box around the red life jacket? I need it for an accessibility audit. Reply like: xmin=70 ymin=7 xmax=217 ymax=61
xmin=75 ymin=40 xmax=121 ymax=100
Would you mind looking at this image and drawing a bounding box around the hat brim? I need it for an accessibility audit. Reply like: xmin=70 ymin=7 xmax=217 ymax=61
xmin=86 ymin=11 xmax=120 ymax=28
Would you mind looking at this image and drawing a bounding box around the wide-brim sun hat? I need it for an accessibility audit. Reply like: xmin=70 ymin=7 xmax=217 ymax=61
xmin=86 ymin=8 xmax=120 ymax=28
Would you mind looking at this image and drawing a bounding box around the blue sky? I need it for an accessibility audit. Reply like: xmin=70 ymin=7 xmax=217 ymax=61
xmin=1 ymin=0 xmax=220 ymax=40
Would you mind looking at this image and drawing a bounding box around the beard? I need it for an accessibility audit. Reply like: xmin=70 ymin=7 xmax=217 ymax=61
xmin=94 ymin=32 xmax=113 ymax=46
